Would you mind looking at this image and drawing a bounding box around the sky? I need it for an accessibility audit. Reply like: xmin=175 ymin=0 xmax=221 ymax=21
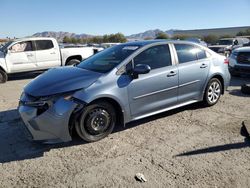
xmin=0 ymin=0 xmax=250 ymax=38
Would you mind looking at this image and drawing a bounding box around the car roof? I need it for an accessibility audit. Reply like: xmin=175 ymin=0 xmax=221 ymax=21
xmin=122 ymin=39 xmax=198 ymax=46
xmin=13 ymin=37 xmax=56 ymax=43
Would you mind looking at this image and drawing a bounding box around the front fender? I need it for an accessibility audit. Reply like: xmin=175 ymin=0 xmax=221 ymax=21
xmin=73 ymin=87 xmax=131 ymax=124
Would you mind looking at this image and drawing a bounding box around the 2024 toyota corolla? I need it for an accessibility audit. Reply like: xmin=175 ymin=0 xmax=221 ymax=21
xmin=18 ymin=40 xmax=231 ymax=143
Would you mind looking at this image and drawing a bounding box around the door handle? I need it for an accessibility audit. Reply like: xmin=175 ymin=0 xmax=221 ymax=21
xmin=200 ymin=64 xmax=208 ymax=68
xmin=50 ymin=52 xmax=56 ymax=54
xmin=167 ymin=71 xmax=177 ymax=77
xmin=27 ymin=54 xmax=33 ymax=57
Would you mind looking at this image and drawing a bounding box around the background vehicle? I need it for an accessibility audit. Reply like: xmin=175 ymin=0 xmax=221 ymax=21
xmin=209 ymin=37 xmax=249 ymax=56
xmin=101 ymin=43 xmax=121 ymax=49
xmin=0 ymin=37 xmax=103 ymax=83
xmin=185 ymin=38 xmax=207 ymax=47
xmin=243 ymin=42 xmax=250 ymax=47
xmin=229 ymin=46 xmax=250 ymax=76
xmin=18 ymin=40 xmax=231 ymax=143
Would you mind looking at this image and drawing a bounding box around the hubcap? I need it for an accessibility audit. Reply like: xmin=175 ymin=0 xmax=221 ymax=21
xmin=85 ymin=108 xmax=111 ymax=135
xmin=208 ymin=81 xmax=221 ymax=103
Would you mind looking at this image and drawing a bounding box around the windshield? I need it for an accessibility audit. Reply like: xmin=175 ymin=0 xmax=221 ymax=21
xmin=77 ymin=44 xmax=140 ymax=73
xmin=0 ymin=41 xmax=13 ymax=52
xmin=219 ymin=39 xmax=233 ymax=45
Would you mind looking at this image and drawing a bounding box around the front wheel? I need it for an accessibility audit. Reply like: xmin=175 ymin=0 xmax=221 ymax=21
xmin=75 ymin=101 xmax=116 ymax=142
xmin=66 ymin=59 xmax=80 ymax=66
xmin=0 ymin=70 xmax=8 ymax=83
xmin=203 ymin=78 xmax=222 ymax=106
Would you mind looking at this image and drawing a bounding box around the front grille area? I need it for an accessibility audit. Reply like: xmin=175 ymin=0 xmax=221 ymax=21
xmin=237 ymin=52 xmax=250 ymax=64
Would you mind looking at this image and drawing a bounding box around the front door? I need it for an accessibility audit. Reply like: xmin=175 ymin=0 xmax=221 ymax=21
xmin=6 ymin=41 xmax=37 ymax=73
xmin=127 ymin=44 xmax=178 ymax=119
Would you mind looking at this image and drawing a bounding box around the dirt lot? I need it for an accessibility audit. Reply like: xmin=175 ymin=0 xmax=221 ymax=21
xmin=0 ymin=74 xmax=250 ymax=188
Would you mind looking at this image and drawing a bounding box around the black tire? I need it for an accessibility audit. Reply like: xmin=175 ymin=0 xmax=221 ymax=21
xmin=0 ymin=69 xmax=8 ymax=83
xmin=75 ymin=101 xmax=116 ymax=142
xmin=66 ymin=59 xmax=81 ymax=66
xmin=203 ymin=78 xmax=222 ymax=106
xmin=241 ymin=84 xmax=250 ymax=95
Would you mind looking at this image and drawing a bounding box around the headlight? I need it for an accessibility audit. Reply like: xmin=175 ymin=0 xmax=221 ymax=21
xmin=20 ymin=91 xmax=79 ymax=107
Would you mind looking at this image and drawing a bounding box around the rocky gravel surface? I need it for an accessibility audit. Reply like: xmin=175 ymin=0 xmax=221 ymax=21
xmin=0 ymin=74 xmax=250 ymax=188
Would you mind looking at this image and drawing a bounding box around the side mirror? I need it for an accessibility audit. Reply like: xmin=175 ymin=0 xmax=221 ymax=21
xmin=134 ymin=64 xmax=151 ymax=74
xmin=131 ymin=64 xmax=151 ymax=79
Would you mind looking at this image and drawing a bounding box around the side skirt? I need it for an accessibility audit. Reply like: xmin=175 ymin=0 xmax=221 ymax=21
xmin=131 ymin=100 xmax=199 ymax=122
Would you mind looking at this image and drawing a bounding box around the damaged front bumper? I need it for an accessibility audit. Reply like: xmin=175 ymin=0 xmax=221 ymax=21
xmin=18 ymin=93 xmax=79 ymax=143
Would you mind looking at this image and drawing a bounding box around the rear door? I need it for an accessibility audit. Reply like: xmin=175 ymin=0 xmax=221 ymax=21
xmin=127 ymin=44 xmax=178 ymax=119
xmin=34 ymin=40 xmax=60 ymax=69
xmin=6 ymin=41 xmax=37 ymax=72
xmin=174 ymin=43 xmax=210 ymax=103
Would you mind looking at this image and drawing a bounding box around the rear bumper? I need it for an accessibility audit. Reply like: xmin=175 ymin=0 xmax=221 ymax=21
xmin=18 ymin=98 xmax=77 ymax=143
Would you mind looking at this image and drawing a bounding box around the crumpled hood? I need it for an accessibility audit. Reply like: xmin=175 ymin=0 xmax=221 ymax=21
xmin=24 ymin=66 xmax=102 ymax=97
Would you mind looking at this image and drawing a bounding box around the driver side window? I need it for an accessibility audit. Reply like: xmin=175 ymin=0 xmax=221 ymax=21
xmin=9 ymin=41 xmax=33 ymax=53
xmin=133 ymin=44 xmax=172 ymax=70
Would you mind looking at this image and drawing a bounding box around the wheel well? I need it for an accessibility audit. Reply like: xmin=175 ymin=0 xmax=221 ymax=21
xmin=66 ymin=55 xmax=82 ymax=65
xmin=211 ymin=75 xmax=225 ymax=94
xmin=90 ymin=98 xmax=124 ymax=127
xmin=69 ymin=97 xmax=124 ymax=136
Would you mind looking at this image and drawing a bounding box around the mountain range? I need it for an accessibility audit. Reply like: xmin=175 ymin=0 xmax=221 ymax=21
xmin=32 ymin=31 xmax=93 ymax=42
xmin=32 ymin=26 xmax=250 ymax=41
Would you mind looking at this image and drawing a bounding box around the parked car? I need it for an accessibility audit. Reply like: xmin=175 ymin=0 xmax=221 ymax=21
xmin=101 ymin=43 xmax=121 ymax=49
xmin=209 ymin=37 xmax=249 ymax=56
xmin=243 ymin=42 xmax=250 ymax=47
xmin=228 ymin=46 xmax=250 ymax=76
xmin=0 ymin=37 xmax=103 ymax=83
xmin=18 ymin=40 xmax=231 ymax=143
xmin=185 ymin=38 xmax=207 ymax=47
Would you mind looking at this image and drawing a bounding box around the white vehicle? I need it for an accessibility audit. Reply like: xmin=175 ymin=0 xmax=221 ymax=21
xmin=208 ymin=37 xmax=249 ymax=56
xmin=0 ymin=37 xmax=103 ymax=83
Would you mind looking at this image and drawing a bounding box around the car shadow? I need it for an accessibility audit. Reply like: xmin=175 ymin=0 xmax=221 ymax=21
xmin=228 ymin=89 xmax=250 ymax=97
xmin=0 ymin=102 xmax=205 ymax=163
xmin=175 ymin=123 xmax=250 ymax=157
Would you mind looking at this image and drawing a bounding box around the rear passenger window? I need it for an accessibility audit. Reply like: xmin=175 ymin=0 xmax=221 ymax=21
xmin=35 ymin=40 xmax=54 ymax=50
xmin=174 ymin=44 xmax=207 ymax=64
xmin=133 ymin=45 xmax=172 ymax=70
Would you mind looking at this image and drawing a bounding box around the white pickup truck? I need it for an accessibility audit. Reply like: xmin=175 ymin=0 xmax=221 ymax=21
xmin=0 ymin=37 xmax=103 ymax=83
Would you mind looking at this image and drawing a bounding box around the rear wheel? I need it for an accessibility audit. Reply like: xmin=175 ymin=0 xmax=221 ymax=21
xmin=75 ymin=101 xmax=116 ymax=142
xmin=66 ymin=59 xmax=80 ymax=66
xmin=203 ymin=78 xmax=222 ymax=106
xmin=0 ymin=69 xmax=8 ymax=83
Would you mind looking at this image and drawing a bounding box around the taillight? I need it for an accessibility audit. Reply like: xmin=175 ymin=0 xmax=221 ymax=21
xmin=224 ymin=59 xmax=229 ymax=65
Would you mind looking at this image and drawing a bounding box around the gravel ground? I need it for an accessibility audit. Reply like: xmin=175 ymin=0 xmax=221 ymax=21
xmin=0 ymin=74 xmax=250 ymax=188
